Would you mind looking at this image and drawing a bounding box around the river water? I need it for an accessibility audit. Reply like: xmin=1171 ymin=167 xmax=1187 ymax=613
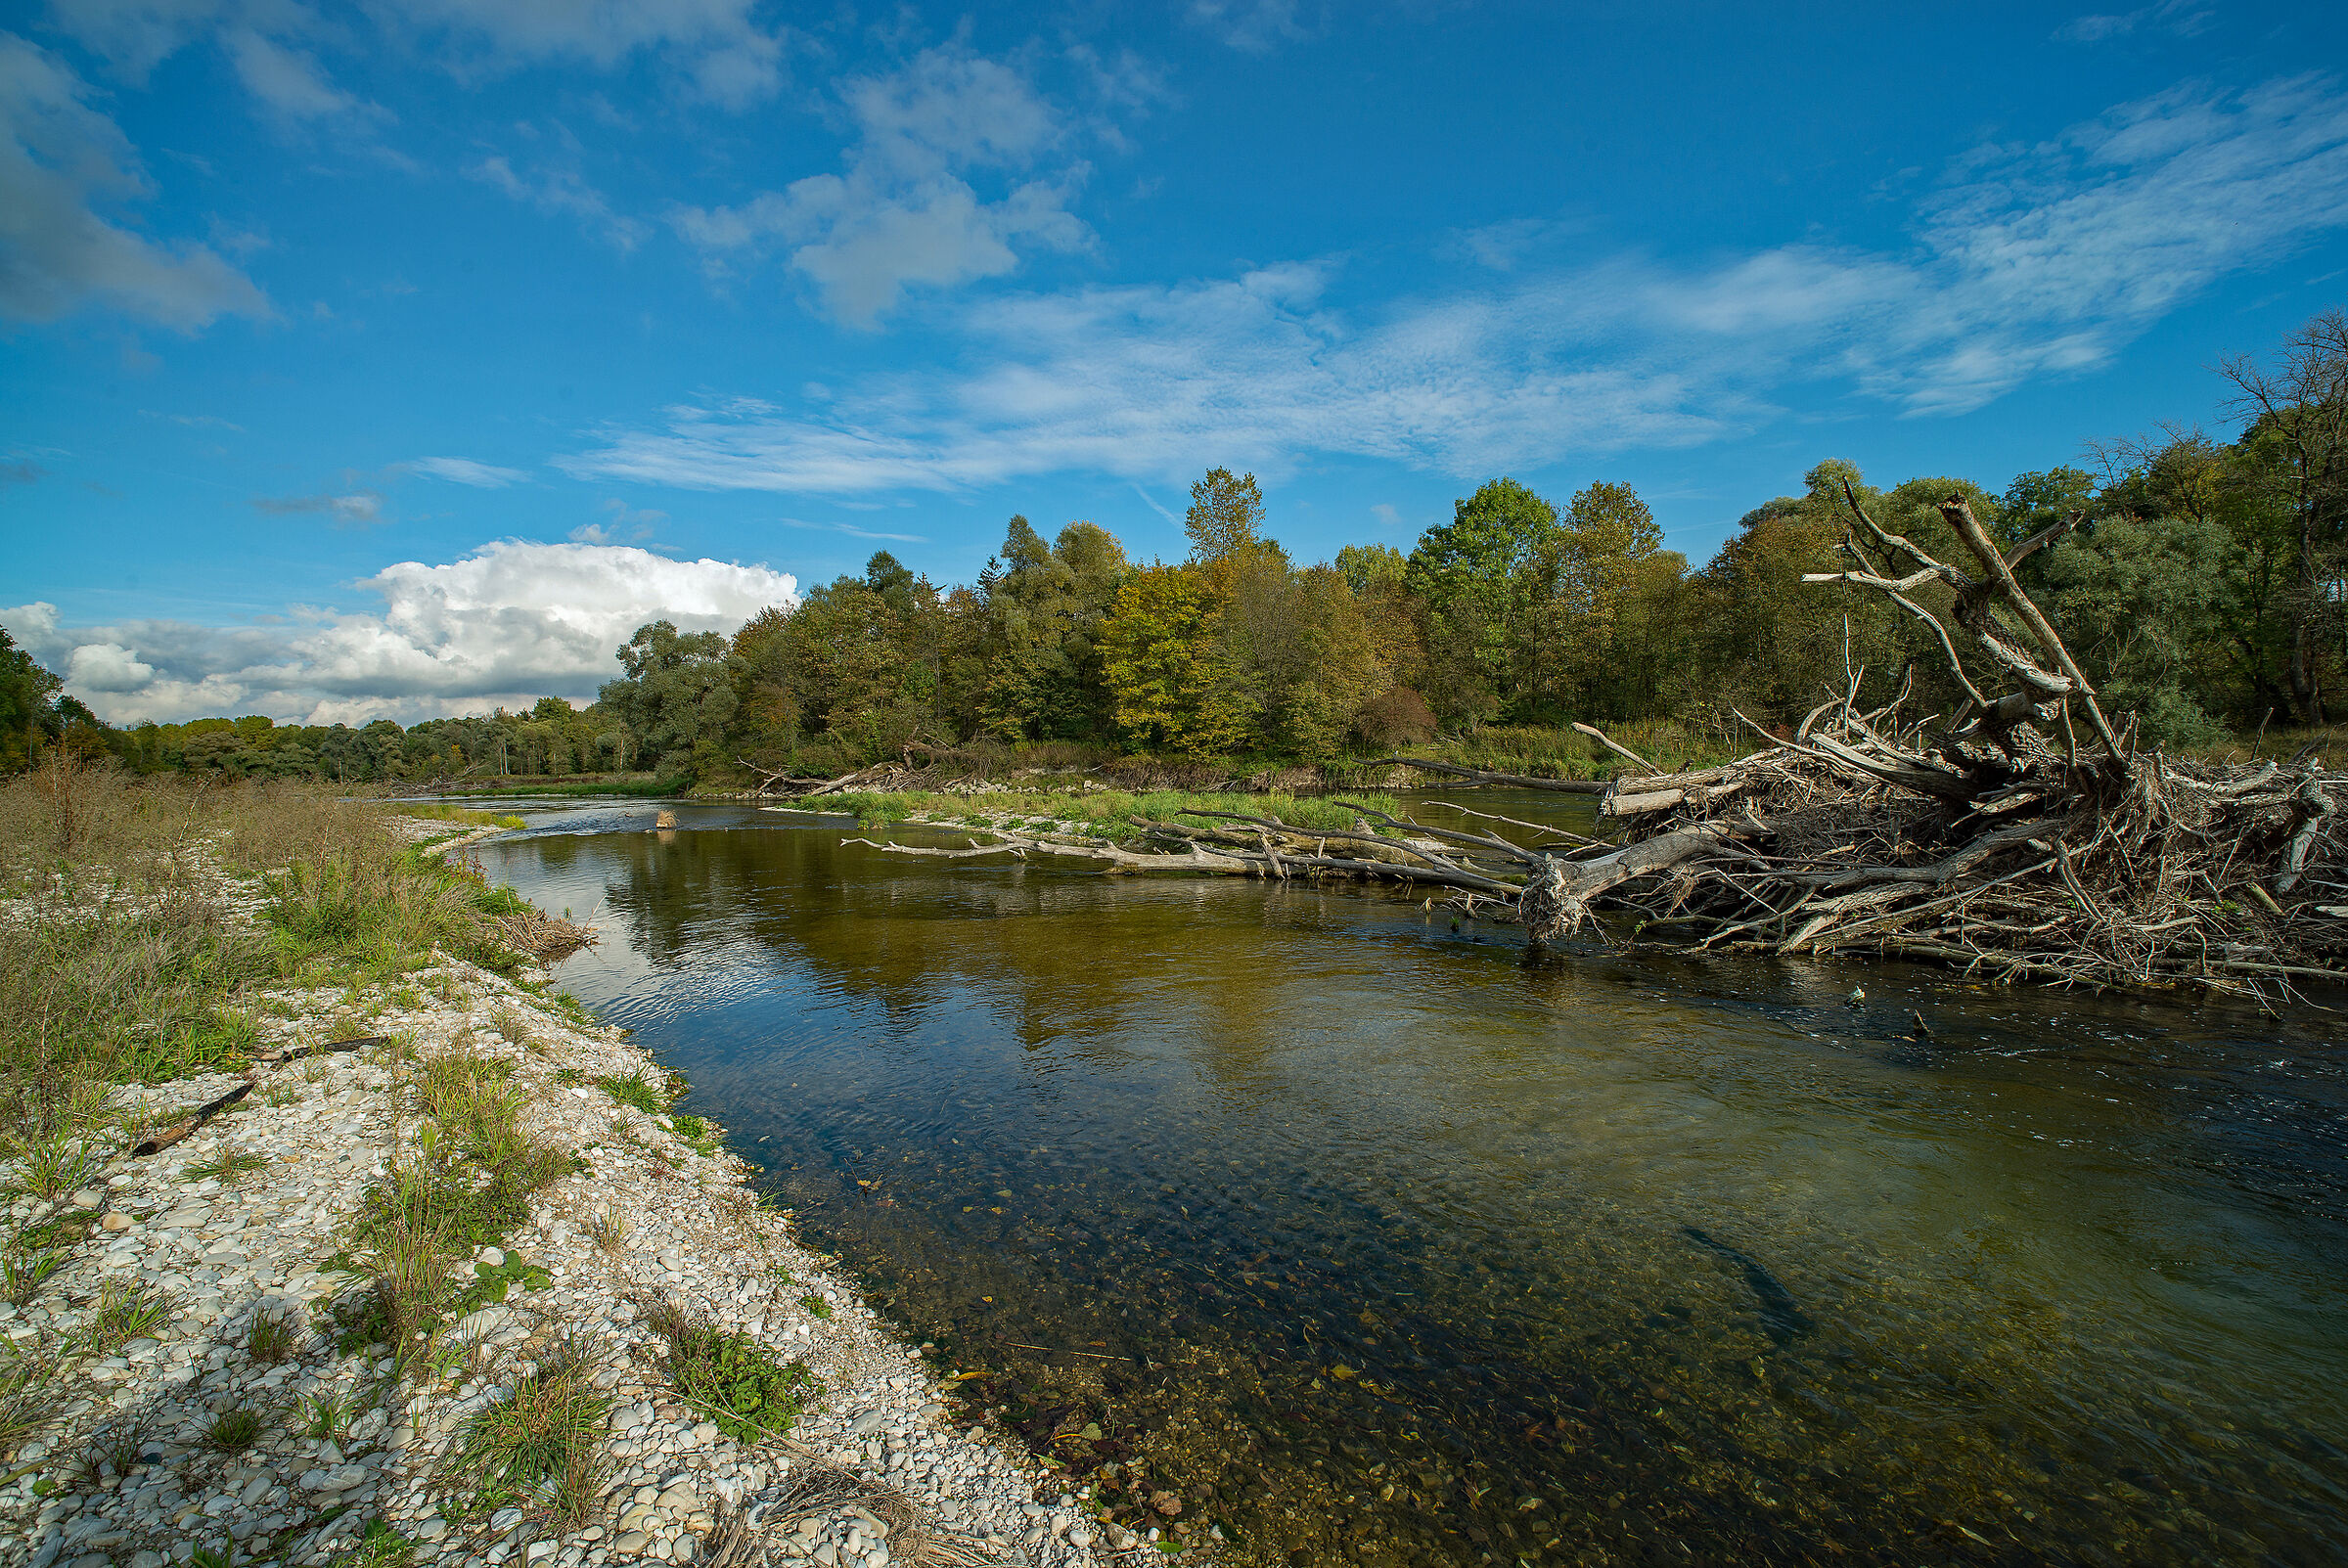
xmin=472 ymin=795 xmax=2348 ymax=1566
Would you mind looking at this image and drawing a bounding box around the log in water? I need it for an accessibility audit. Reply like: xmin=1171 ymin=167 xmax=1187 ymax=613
xmin=477 ymin=795 xmax=2348 ymax=1566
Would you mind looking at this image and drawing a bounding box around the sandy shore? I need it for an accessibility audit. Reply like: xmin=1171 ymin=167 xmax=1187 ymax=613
xmin=0 ymin=829 xmax=1158 ymax=1568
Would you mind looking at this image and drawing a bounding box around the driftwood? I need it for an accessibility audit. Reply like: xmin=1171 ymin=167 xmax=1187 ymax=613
xmin=827 ymin=491 xmax=2345 ymax=1002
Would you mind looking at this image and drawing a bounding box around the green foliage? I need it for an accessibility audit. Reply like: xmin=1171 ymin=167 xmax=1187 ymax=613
xmin=595 ymin=1070 xmax=668 ymax=1115
xmin=440 ymin=1350 xmax=610 ymax=1525
xmin=201 ymin=1406 xmax=266 ymax=1454
xmin=33 ymin=316 xmax=2348 ymax=780
xmin=651 ymin=1304 xmax=817 ymax=1443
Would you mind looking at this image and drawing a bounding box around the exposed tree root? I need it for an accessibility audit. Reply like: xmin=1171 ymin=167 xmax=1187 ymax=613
xmin=832 ymin=493 xmax=2346 ymax=1004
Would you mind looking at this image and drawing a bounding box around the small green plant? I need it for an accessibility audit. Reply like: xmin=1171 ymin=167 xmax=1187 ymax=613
xmin=0 ymin=1343 xmax=63 ymax=1455
xmin=81 ymin=1405 xmax=158 ymax=1476
xmin=454 ymin=1251 xmax=551 ymax=1316
xmin=553 ymin=1067 xmax=584 ymax=1087
xmin=669 ymin=1111 xmax=719 ymax=1156
xmin=300 ymin=1388 xmax=357 ymax=1444
xmin=202 ymin=1406 xmax=266 ymax=1455
xmin=181 ymin=1147 xmax=271 ymax=1184
xmin=2 ymin=1127 xmax=106 ymax=1203
xmin=83 ymin=1278 xmax=176 ymax=1354
xmin=439 ymin=1347 xmax=610 ymax=1526
xmin=337 ymin=1518 xmax=419 ymax=1568
xmin=588 ymin=1206 xmax=630 ymax=1255
xmin=248 ymin=1308 xmax=303 ymax=1365
xmin=1 ymin=1243 xmax=64 ymax=1307
xmin=799 ymin=1294 xmax=833 ymax=1321
xmin=594 ymin=1070 xmax=665 ymax=1114
xmin=263 ymin=1080 xmax=303 ymax=1107
xmin=646 ymin=1300 xmax=817 ymax=1444
xmin=191 ymin=1544 xmax=235 ymax=1568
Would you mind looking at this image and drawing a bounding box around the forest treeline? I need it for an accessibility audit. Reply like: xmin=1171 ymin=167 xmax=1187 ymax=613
xmin=7 ymin=311 xmax=2343 ymax=785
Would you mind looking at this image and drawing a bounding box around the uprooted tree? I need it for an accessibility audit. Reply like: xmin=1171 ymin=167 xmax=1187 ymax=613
xmin=829 ymin=490 xmax=2343 ymax=1001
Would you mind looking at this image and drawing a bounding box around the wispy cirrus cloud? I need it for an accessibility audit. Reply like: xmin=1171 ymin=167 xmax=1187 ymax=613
xmin=568 ymin=73 xmax=2348 ymax=492
xmin=468 ymin=155 xmax=646 ymax=250
xmin=1 ymin=541 xmax=800 ymax=725
xmin=251 ymin=489 xmax=384 ymax=525
xmin=404 ymin=456 xmax=529 ymax=487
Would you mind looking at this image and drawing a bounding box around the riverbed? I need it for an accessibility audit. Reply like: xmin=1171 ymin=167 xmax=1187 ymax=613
xmin=472 ymin=794 xmax=2348 ymax=1566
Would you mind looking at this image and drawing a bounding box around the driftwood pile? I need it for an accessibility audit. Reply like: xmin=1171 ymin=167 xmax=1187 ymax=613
xmin=816 ymin=491 xmax=2343 ymax=999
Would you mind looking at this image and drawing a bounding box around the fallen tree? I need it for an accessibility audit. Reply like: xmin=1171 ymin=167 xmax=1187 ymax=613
xmin=823 ymin=491 xmax=2343 ymax=1000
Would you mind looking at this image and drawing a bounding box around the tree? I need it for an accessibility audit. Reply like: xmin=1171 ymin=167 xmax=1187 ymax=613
xmin=2217 ymin=309 xmax=2348 ymax=723
xmin=1098 ymin=565 xmax=1250 ymax=756
xmin=600 ymin=621 xmax=740 ymax=773
xmin=0 ymin=627 xmax=64 ymax=770
xmin=1407 ymin=477 xmax=1561 ymax=725
xmin=1184 ymin=469 xmax=1266 ymax=565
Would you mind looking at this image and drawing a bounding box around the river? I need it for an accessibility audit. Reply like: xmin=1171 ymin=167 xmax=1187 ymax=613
xmin=470 ymin=794 xmax=2348 ymax=1566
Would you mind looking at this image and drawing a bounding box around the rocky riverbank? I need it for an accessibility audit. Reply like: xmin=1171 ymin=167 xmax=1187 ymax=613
xmin=0 ymin=829 xmax=1157 ymax=1568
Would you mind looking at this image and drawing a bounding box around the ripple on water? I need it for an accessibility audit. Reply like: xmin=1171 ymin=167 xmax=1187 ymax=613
xmin=477 ymin=800 xmax=2348 ymax=1566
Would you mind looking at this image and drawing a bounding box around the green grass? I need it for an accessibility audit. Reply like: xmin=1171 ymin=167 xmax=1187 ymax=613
xmin=799 ymin=1293 xmax=833 ymax=1321
xmin=82 ymin=1278 xmax=175 ymax=1355
xmin=300 ymin=1388 xmax=357 ymax=1444
xmin=595 ymin=1070 xmax=667 ymax=1115
xmin=201 ymin=1406 xmax=266 ymax=1455
xmin=181 ymin=1147 xmax=272 ymax=1184
xmin=669 ymin=1111 xmax=719 ymax=1156
xmin=387 ymin=803 xmax=526 ymax=830
xmin=332 ymin=1047 xmax=574 ymax=1376
xmin=439 ymin=1347 xmax=610 ymax=1525
xmin=647 ymin=1301 xmax=816 ymax=1444
xmin=248 ymin=1308 xmax=302 ymax=1365
xmin=802 ymin=786 xmax=1408 ymax=839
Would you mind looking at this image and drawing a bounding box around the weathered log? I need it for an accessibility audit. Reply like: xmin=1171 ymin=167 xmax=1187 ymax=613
xmin=1371 ymin=757 xmax=1608 ymax=793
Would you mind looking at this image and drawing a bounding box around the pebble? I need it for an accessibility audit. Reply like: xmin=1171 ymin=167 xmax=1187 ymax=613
xmin=0 ymin=859 xmax=1123 ymax=1568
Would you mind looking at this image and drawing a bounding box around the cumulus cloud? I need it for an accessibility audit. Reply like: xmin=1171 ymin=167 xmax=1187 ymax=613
xmin=576 ymin=72 xmax=2348 ymax=489
xmin=405 ymin=455 xmax=529 ymax=487
xmin=0 ymin=31 xmax=270 ymax=329
xmin=671 ymin=43 xmax=1090 ymax=325
xmin=1 ymin=540 xmax=800 ymax=725
xmin=252 ymin=489 xmax=384 ymax=524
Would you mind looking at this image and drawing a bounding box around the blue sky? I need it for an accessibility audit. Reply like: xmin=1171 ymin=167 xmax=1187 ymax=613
xmin=4 ymin=0 xmax=2347 ymax=725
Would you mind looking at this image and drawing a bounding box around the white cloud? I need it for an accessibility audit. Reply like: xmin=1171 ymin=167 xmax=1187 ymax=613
xmin=0 ymin=31 xmax=270 ymax=329
xmin=48 ymin=0 xmax=787 ymax=110
xmin=222 ymin=26 xmax=384 ymax=123
xmin=1 ymin=541 xmax=801 ymax=725
xmin=2054 ymin=3 xmax=2212 ymax=44
xmin=467 ymin=155 xmax=646 ymax=250
xmin=578 ymin=72 xmax=2348 ymax=489
xmin=406 ymin=455 xmax=528 ymax=487
xmin=670 ymin=43 xmax=1090 ymax=326
xmin=1186 ymin=0 xmax=1309 ymax=54
xmin=252 ymin=489 xmax=384 ymax=524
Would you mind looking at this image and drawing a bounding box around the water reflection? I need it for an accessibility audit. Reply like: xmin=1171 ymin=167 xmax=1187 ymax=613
xmin=473 ymin=797 xmax=2348 ymax=1565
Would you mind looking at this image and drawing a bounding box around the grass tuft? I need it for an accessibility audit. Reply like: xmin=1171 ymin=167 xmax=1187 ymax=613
xmin=181 ymin=1146 xmax=271 ymax=1184
xmin=201 ymin=1406 xmax=266 ymax=1455
xmin=248 ymin=1306 xmax=303 ymax=1365
xmin=440 ymin=1345 xmax=610 ymax=1527
xmin=645 ymin=1298 xmax=817 ymax=1445
xmin=594 ymin=1070 xmax=666 ymax=1115
xmin=83 ymin=1278 xmax=175 ymax=1355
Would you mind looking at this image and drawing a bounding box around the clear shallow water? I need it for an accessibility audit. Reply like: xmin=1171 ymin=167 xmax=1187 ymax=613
xmin=471 ymin=795 xmax=2348 ymax=1566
